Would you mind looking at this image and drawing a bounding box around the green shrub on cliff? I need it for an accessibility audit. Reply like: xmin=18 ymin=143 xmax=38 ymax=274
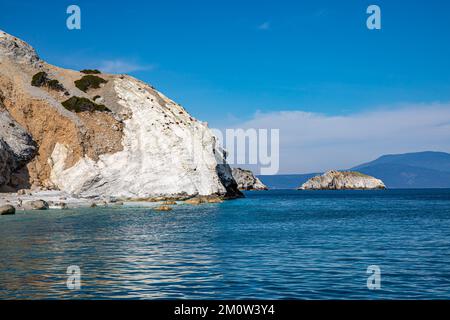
xmin=31 ymin=72 xmax=65 ymax=91
xmin=31 ymin=71 xmax=47 ymax=87
xmin=80 ymin=69 xmax=101 ymax=74
xmin=74 ymin=75 xmax=107 ymax=92
xmin=62 ymin=96 xmax=111 ymax=113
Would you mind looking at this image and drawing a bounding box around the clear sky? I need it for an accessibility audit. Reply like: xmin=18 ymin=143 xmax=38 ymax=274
xmin=1 ymin=0 xmax=450 ymax=173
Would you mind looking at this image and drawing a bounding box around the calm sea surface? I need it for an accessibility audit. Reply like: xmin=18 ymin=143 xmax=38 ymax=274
xmin=1 ymin=189 xmax=450 ymax=299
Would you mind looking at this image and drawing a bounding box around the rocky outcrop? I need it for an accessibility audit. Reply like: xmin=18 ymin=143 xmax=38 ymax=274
xmin=0 ymin=106 xmax=37 ymax=189
xmin=0 ymin=204 xmax=15 ymax=215
xmin=23 ymin=200 xmax=49 ymax=210
xmin=0 ymin=31 xmax=39 ymax=66
xmin=0 ymin=141 xmax=13 ymax=187
xmin=298 ymin=170 xmax=386 ymax=190
xmin=231 ymin=168 xmax=268 ymax=190
xmin=0 ymin=30 xmax=242 ymax=199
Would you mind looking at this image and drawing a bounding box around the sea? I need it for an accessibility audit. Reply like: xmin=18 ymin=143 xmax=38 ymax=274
xmin=1 ymin=189 xmax=450 ymax=299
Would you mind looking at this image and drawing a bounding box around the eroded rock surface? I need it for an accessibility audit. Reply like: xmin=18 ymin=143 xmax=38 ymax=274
xmin=0 ymin=106 xmax=37 ymax=189
xmin=232 ymin=168 xmax=268 ymax=190
xmin=0 ymin=204 xmax=15 ymax=215
xmin=298 ymin=170 xmax=386 ymax=190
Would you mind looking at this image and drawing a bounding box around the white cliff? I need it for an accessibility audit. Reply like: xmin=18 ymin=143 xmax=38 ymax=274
xmin=49 ymin=77 xmax=235 ymax=198
xmin=0 ymin=30 xmax=240 ymax=199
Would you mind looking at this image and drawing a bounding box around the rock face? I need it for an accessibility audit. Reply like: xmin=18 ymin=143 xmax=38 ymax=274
xmin=0 ymin=30 xmax=241 ymax=199
xmin=0 ymin=105 xmax=37 ymax=189
xmin=0 ymin=204 xmax=15 ymax=215
xmin=0 ymin=31 xmax=39 ymax=66
xmin=23 ymin=200 xmax=49 ymax=210
xmin=231 ymin=168 xmax=268 ymax=190
xmin=298 ymin=170 xmax=386 ymax=190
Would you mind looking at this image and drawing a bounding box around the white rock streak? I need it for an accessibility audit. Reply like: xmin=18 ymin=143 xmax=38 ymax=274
xmin=49 ymin=77 xmax=228 ymax=198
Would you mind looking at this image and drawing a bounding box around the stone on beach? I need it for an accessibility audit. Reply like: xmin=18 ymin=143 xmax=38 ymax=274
xmin=0 ymin=204 xmax=15 ymax=215
xmin=23 ymin=200 xmax=49 ymax=210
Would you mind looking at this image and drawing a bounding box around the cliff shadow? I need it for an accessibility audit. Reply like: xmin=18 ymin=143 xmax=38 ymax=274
xmin=4 ymin=165 xmax=32 ymax=192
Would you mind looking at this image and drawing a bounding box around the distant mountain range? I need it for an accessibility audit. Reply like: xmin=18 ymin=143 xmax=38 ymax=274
xmin=258 ymin=151 xmax=450 ymax=189
xmin=351 ymin=151 xmax=450 ymax=188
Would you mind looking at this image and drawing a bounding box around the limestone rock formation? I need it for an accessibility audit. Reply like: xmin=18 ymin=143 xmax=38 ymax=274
xmin=298 ymin=170 xmax=386 ymax=190
xmin=0 ymin=30 xmax=241 ymax=199
xmin=231 ymin=168 xmax=268 ymax=190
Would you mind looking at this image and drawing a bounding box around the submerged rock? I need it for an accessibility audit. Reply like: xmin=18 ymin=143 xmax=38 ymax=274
xmin=184 ymin=196 xmax=224 ymax=205
xmin=204 ymin=197 xmax=223 ymax=203
xmin=299 ymin=170 xmax=386 ymax=190
xmin=231 ymin=168 xmax=268 ymax=190
xmin=184 ymin=198 xmax=202 ymax=205
xmin=154 ymin=205 xmax=172 ymax=211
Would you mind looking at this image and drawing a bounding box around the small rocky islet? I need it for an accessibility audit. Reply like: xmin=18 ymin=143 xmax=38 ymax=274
xmin=298 ymin=170 xmax=386 ymax=190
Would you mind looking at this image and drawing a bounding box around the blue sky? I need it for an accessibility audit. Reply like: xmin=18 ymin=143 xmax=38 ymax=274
xmin=1 ymin=0 xmax=450 ymax=173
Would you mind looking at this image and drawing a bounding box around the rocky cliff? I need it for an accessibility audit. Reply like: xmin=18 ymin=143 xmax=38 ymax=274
xmin=0 ymin=30 xmax=241 ymax=199
xmin=231 ymin=168 xmax=268 ymax=190
xmin=298 ymin=170 xmax=386 ymax=190
xmin=0 ymin=103 xmax=37 ymax=190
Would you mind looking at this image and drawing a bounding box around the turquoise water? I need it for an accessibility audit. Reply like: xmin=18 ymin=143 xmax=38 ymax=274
xmin=1 ymin=189 xmax=450 ymax=299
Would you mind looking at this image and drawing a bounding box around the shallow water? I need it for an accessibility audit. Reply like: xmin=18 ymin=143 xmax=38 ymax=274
xmin=1 ymin=189 xmax=450 ymax=299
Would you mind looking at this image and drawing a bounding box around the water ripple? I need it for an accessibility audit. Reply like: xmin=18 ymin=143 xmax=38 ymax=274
xmin=1 ymin=189 xmax=450 ymax=299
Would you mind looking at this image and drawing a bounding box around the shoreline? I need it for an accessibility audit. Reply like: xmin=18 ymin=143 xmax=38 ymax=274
xmin=0 ymin=189 xmax=238 ymax=212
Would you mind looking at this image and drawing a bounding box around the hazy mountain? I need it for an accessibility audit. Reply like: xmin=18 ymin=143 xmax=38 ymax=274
xmin=352 ymin=151 xmax=450 ymax=173
xmin=351 ymin=151 xmax=450 ymax=188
